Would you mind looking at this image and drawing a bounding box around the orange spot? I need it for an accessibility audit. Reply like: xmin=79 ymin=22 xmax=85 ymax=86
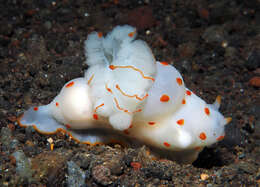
xmin=106 ymin=87 xmax=112 ymax=93
xmin=160 ymin=61 xmax=169 ymax=66
xmin=129 ymin=124 xmax=133 ymax=128
xmin=105 ymin=84 xmax=113 ymax=93
xmin=177 ymin=119 xmax=184 ymax=126
xmin=97 ymin=32 xmax=103 ymax=38
xmin=87 ymin=74 xmax=94 ymax=85
xmin=182 ymin=99 xmax=186 ymax=104
xmin=151 ymin=157 xmax=157 ymax=161
xmin=163 ymin=142 xmax=170 ymax=147
xmin=65 ymin=124 xmax=71 ymax=129
xmin=148 ymin=121 xmax=156 ymax=125
xmin=216 ymin=135 xmax=225 ymax=141
xmin=186 ymin=90 xmax=192 ymax=96
xmin=50 ymin=143 xmax=54 ymax=151
xmin=133 ymin=108 xmax=142 ymax=113
xmin=176 ymin=78 xmax=183 ymax=85
xmin=199 ymin=132 xmax=207 ymax=140
xmin=55 ymin=102 xmax=59 ymax=107
xmin=215 ymin=95 xmax=221 ymax=105
xmin=93 ymin=114 xmax=98 ymax=120
xmin=109 ymin=65 xmax=115 ymax=70
xmin=225 ymin=117 xmax=232 ymax=124
xmin=128 ymin=31 xmax=135 ymax=37
xmin=160 ymin=94 xmax=170 ymax=102
xmin=108 ymin=65 xmax=154 ymax=81
xmin=131 ymin=162 xmax=141 ymax=170
xmin=204 ymin=107 xmax=210 ymax=116
xmin=33 ymin=107 xmax=38 ymax=111
xmin=66 ymin=81 xmax=74 ymax=88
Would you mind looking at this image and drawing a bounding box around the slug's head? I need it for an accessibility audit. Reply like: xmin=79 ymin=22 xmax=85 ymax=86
xmin=191 ymin=95 xmax=232 ymax=147
xmin=165 ymin=94 xmax=232 ymax=150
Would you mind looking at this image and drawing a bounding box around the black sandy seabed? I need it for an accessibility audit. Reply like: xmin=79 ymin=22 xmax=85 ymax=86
xmin=0 ymin=0 xmax=259 ymax=186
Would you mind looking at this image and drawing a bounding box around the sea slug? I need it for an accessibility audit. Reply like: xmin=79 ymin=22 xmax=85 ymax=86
xmin=18 ymin=25 xmax=231 ymax=163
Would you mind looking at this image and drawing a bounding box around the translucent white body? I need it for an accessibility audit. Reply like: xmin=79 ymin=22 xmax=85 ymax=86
xmin=18 ymin=25 xmax=230 ymax=163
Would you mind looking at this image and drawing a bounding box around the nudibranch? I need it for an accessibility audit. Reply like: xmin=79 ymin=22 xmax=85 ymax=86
xmin=18 ymin=25 xmax=231 ymax=163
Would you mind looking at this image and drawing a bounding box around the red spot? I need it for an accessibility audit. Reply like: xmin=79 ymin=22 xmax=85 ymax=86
xmin=129 ymin=124 xmax=133 ymax=128
xmin=128 ymin=31 xmax=135 ymax=37
xmin=148 ymin=121 xmax=156 ymax=125
xmin=123 ymin=130 xmax=129 ymax=135
xmin=160 ymin=94 xmax=170 ymax=102
xmin=131 ymin=162 xmax=141 ymax=170
xmin=186 ymin=90 xmax=192 ymax=96
xmin=199 ymin=132 xmax=207 ymax=140
xmin=93 ymin=114 xmax=98 ymax=120
xmin=204 ymin=107 xmax=210 ymax=115
xmin=33 ymin=107 xmax=38 ymax=111
xmin=160 ymin=61 xmax=169 ymax=66
xmin=177 ymin=119 xmax=184 ymax=125
xmin=163 ymin=142 xmax=170 ymax=147
xmin=98 ymin=32 xmax=103 ymax=38
xmin=65 ymin=124 xmax=71 ymax=129
xmin=176 ymin=78 xmax=183 ymax=86
xmin=56 ymin=102 xmax=59 ymax=107
xmin=106 ymin=87 xmax=112 ymax=93
xmin=66 ymin=81 xmax=74 ymax=88
xmin=109 ymin=65 xmax=115 ymax=70
xmin=135 ymin=109 xmax=142 ymax=113
xmin=182 ymin=99 xmax=186 ymax=104
xmin=216 ymin=135 xmax=225 ymax=141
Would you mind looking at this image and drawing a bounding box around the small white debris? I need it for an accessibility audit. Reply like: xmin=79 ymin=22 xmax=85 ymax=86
xmin=146 ymin=30 xmax=151 ymax=35
xmin=221 ymin=40 xmax=228 ymax=48
xmin=47 ymin=137 xmax=53 ymax=144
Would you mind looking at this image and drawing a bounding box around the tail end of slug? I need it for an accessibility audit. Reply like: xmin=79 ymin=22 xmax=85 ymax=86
xmin=17 ymin=105 xmax=65 ymax=134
